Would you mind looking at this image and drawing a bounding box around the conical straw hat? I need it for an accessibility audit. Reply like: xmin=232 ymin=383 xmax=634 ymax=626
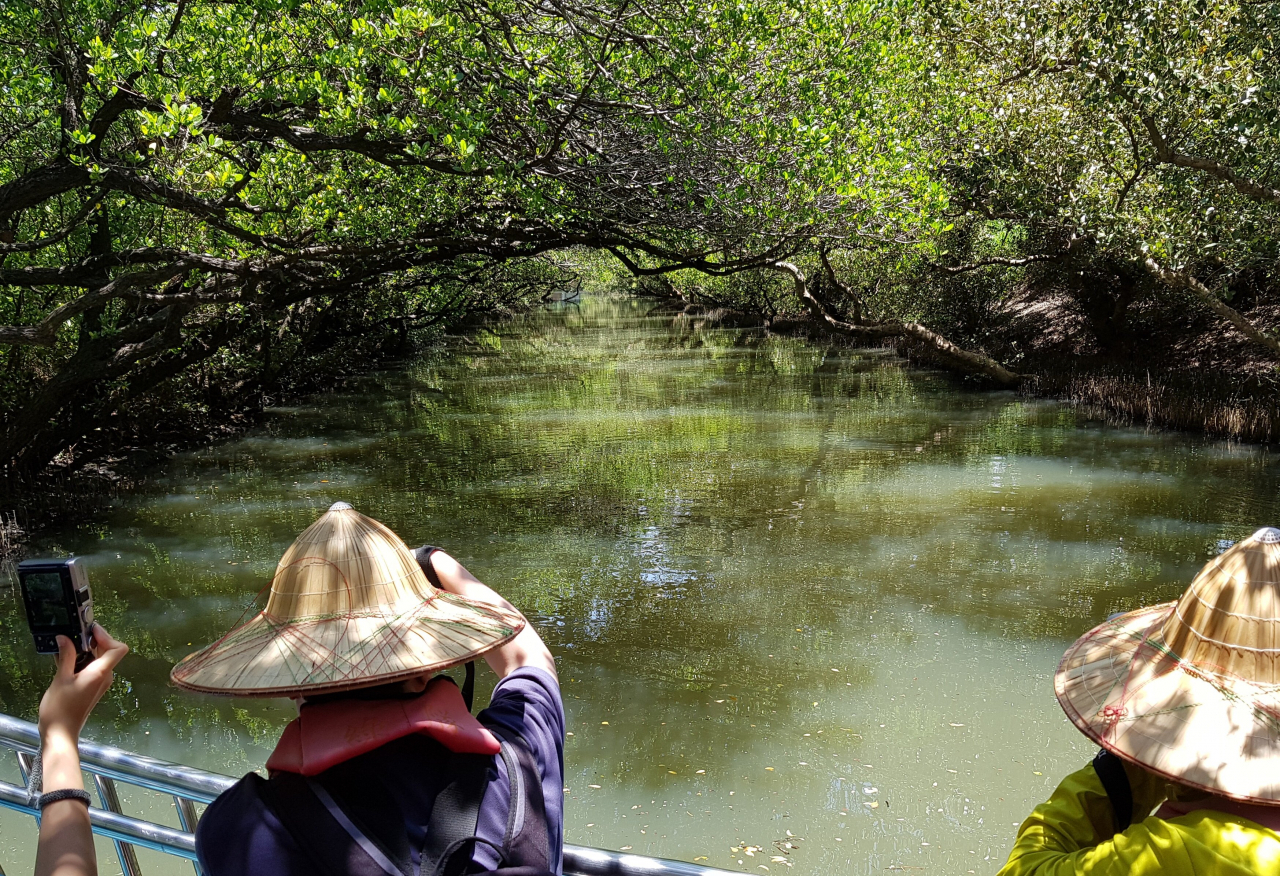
xmin=171 ymin=503 xmax=524 ymax=697
xmin=1056 ymin=526 xmax=1280 ymax=803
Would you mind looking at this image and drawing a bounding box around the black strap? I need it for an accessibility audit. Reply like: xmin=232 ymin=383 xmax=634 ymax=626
xmin=462 ymin=660 xmax=476 ymax=712
xmin=259 ymin=772 xmax=405 ymax=876
xmin=1093 ymin=748 xmax=1133 ymax=834
xmin=488 ymin=728 xmax=551 ymax=872
xmin=419 ymin=749 xmax=490 ymax=876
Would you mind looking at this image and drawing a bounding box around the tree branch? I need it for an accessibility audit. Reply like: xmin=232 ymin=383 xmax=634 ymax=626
xmin=1143 ymin=256 xmax=1280 ymax=359
xmin=772 ymin=261 xmax=1022 ymax=386
xmin=1141 ymin=114 xmax=1280 ymax=207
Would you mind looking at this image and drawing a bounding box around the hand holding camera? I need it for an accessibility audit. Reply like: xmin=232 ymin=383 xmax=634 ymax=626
xmin=38 ymin=625 xmax=129 ymax=750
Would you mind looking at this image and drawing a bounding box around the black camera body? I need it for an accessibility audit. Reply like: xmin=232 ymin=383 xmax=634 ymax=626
xmin=17 ymin=558 xmax=95 ymax=666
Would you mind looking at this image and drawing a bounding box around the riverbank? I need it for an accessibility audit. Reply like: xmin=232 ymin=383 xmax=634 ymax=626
xmin=0 ymin=319 xmax=435 ymax=559
xmin=667 ymin=294 xmax=1280 ymax=445
xmin=5 ymin=290 xmax=1275 ymax=560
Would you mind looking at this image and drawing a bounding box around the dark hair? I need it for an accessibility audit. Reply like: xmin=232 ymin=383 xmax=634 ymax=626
xmin=303 ymin=675 xmax=447 ymax=706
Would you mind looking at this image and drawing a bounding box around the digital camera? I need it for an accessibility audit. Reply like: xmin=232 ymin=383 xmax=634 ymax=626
xmin=17 ymin=558 xmax=95 ymax=670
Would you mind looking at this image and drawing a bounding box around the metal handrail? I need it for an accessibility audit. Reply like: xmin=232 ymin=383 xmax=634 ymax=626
xmin=0 ymin=712 xmax=733 ymax=876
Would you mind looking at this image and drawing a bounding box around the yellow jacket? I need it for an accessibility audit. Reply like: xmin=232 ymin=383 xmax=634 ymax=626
xmin=998 ymin=760 xmax=1280 ymax=875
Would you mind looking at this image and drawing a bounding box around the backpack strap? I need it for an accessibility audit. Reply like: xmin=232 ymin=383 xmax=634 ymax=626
xmin=1093 ymin=748 xmax=1134 ymax=833
xmin=257 ymin=771 xmax=410 ymax=876
xmin=418 ymin=749 xmax=490 ymax=876
xmin=487 ymin=727 xmax=551 ymax=872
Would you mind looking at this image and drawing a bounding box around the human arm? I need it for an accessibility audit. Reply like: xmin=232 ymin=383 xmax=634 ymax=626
xmin=34 ymin=625 xmax=129 ymax=876
xmin=426 ymin=550 xmax=556 ymax=680
xmin=997 ymin=756 xmax=1170 ymax=876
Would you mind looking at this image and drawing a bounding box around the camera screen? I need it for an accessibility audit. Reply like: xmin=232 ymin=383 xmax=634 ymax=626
xmin=23 ymin=572 xmax=72 ymax=629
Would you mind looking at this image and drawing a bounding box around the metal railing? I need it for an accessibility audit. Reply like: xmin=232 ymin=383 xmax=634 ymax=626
xmin=0 ymin=712 xmax=733 ymax=876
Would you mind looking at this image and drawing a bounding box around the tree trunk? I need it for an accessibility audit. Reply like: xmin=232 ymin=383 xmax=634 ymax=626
xmin=772 ymin=261 xmax=1022 ymax=386
xmin=1143 ymin=257 xmax=1280 ymax=360
xmin=1 ymin=305 xmax=188 ymax=479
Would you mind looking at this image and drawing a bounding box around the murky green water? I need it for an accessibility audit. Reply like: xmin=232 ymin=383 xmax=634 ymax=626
xmin=3 ymin=297 xmax=1279 ymax=874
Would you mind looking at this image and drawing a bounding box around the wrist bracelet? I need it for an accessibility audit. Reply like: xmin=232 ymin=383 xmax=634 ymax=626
xmin=37 ymin=789 xmax=92 ymax=809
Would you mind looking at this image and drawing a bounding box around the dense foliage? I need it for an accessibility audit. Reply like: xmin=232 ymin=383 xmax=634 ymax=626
xmin=2 ymin=0 xmax=1277 ymax=495
xmin=0 ymin=0 xmax=911 ymax=488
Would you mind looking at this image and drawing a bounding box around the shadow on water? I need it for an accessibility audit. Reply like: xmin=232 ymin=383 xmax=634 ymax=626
xmin=2 ymin=296 xmax=1279 ymax=872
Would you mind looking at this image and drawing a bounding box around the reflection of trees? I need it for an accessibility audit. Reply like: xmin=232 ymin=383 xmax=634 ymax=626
xmin=1 ymin=297 xmax=1277 ymax=762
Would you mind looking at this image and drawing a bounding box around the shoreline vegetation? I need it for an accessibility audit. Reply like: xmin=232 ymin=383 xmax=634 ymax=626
xmin=2 ymin=2 xmax=1277 ymax=551
xmin=4 ymin=286 xmax=1273 ymax=561
xmin=659 ymin=292 xmax=1280 ymax=444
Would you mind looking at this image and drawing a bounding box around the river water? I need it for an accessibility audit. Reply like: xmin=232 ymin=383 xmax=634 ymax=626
xmin=3 ymin=297 xmax=1279 ymax=874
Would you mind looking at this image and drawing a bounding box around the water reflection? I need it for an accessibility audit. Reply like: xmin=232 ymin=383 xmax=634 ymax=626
xmin=2 ymin=296 xmax=1278 ymax=874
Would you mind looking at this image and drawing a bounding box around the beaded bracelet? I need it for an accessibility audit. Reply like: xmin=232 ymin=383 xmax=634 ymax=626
xmin=37 ymin=788 xmax=92 ymax=809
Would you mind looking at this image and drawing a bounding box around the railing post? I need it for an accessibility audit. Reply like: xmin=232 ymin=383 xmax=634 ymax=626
xmin=173 ymin=796 xmax=203 ymax=876
xmin=15 ymin=751 xmax=36 ymax=826
xmin=93 ymin=774 xmax=143 ymax=876
xmin=14 ymin=751 xmax=33 ymax=786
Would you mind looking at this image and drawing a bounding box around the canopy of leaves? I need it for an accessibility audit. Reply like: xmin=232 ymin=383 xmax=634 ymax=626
xmin=0 ymin=0 xmax=920 ymax=483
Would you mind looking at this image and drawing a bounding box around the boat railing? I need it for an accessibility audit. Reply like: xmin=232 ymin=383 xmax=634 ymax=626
xmin=0 ymin=711 xmax=732 ymax=876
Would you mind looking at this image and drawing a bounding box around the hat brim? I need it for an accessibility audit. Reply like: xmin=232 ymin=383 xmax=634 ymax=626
xmin=1056 ymin=602 xmax=1280 ymax=804
xmin=170 ymin=590 xmax=525 ymax=697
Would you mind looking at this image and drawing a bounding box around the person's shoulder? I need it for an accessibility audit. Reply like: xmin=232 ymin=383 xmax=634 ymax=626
xmin=480 ymin=666 xmax=564 ymax=742
xmin=494 ymin=665 xmax=561 ymax=700
xmin=197 ymin=773 xmax=309 ymax=876
xmin=199 ymin=773 xmax=266 ymax=836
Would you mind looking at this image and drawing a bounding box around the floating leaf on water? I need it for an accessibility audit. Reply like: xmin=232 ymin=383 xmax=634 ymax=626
xmin=771 ymin=856 xmax=788 ymax=863
xmin=864 ymin=801 xmax=879 ymax=808
xmin=694 ymin=857 xmax=708 ymax=862
xmin=1034 ymin=771 xmax=1043 ymax=776
xmin=696 ymin=770 xmax=706 ymax=774
xmin=668 ymin=770 xmax=677 ymax=775
xmin=765 ymin=767 xmax=775 ymax=771
xmin=601 ymin=722 xmax=609 ymax=726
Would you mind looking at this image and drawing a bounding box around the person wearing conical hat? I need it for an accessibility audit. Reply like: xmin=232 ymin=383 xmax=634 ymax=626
xmin=173 ymin=502 xmax=565 ymax=876
xmin=999 ymin=527 xmax=1280 ymax=875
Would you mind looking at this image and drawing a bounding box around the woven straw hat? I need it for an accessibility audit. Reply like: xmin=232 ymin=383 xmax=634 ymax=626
xmin=171 ymin=502 xmax=524 ymax=697
xmin=1056 ymin=526 xmax=1280 ymax=803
